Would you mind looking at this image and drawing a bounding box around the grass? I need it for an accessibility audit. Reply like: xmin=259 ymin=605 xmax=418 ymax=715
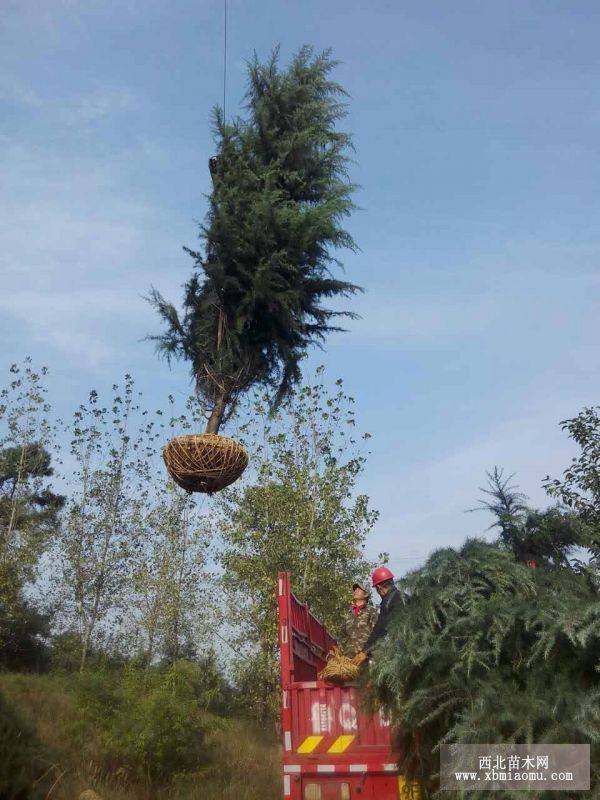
xmin=0 ymin=672 xmax=281 ymax=800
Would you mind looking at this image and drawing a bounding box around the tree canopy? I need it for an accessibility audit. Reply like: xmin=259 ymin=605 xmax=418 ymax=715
xmin=149 ymin=46 xmax=361 ymax=432
xmin=214 ymin=369 xmax=377 ymax=719
xmin=370 ymin=416 xmax=600 ymax=799
xmin=369 ymin=539 xmax=600 ymax=799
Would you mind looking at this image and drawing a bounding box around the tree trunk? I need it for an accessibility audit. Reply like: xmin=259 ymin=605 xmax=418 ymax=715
xmin=80 ymin=621 xmax=92 ymax=672
xmin=205 ymin=391 xmax=228 ymax=434
xmin=203 ymin=306 xmax=229 ymax=434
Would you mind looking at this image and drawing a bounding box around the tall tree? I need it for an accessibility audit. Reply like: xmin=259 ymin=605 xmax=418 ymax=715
xmin=56 ymin=377 xmax=160 ymax=670
xmin=130 ymin=486 xmax=212 ymax=665
xmin=369 ymin=538 xmax=600 ymax=799
xmin=149 ymin=46 xmax=361 ymax=433
xmin=215 ymin=368 xmax=377 ymax=719
xmin=471 ymin=467 xmax=585 ymax=567
xmin=0 ymin=361 xmax=63 ymax=596
xmin=544 ymin=405 xmax=600 ymax=559
xmin=0 ymin=360 xmax=63 ymax=663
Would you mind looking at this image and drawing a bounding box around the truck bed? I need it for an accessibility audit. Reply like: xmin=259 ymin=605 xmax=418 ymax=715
xmin=277 ymin=572 xmax=419 ymax=800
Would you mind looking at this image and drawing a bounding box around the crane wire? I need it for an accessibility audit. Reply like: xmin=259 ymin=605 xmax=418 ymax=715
xmin=223 ymin=0 xmax=228 ymax=121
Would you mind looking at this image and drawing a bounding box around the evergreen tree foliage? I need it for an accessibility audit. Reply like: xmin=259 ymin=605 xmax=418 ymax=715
xmin=471 ymin=467 xmax=587 ymax=567
xmin=0 ymin=363 xmax=64 ymax=671
xmin=0 ymin=444 xmax=65 ymax=578
xmin=0 ymin=595 xmax=50 ymax=672
xmin=369 ymin=538 xmax=600 ymax=799
xmin=149 ymin=47 xmax=361 ymax=432
xmin=0 ymin=361 xmax=64 ymax=609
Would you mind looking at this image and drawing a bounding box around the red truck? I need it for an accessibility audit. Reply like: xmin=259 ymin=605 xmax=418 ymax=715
xmin=277 ymin=571 xmax=420 ymax=800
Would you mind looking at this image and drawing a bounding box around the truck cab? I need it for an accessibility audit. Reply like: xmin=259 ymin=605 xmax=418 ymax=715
xmin=277 ymin=572 xmax=419 ymax=800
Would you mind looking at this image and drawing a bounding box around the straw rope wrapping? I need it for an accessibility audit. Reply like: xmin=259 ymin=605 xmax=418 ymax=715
xmin=318 ymin=647 xmax=359 ymax=684
xmin=163 ymin=433 xmax=249 ymax=494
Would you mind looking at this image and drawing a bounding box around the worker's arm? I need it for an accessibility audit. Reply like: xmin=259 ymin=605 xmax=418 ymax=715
xmin=363 ymin=607 xmax=389 ymax=655
xmin=351 ymin=610 xmax=388 ymax=664
xmin=363 ymin=589 xmax=403 ymax=656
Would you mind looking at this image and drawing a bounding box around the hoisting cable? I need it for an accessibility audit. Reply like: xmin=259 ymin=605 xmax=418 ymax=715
xmin=223 ymin=0 xmax=228 ymax=120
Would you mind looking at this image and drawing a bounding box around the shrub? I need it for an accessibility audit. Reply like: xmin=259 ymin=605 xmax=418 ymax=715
xmin=72 ymin=661 xmax=215 ymax=786
xmin=0 ymin=690 xmax=51 ymax=799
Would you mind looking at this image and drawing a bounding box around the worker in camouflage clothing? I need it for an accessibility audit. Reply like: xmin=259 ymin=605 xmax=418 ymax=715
xmin=344 ymin=582 xmax=378 ymax=657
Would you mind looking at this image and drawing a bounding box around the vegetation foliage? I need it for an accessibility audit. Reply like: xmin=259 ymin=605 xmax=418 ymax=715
xmin=214 ymin=367 xmax=377 ymax=719
xmin=1 ymin=380 xmax=600 ymax=797
xmin=0 ymin=671 xmax=281 ymax=800
xmin=148 ymin=47 xmax=361 ymax=432
xmin=0 ymin=358 xmax=376 ymax=794
xmin=369 ymin=420 xmax=600 ymax=799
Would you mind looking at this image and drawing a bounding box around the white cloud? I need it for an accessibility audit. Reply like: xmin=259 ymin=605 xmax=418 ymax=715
xmin=0 ymin=289 xmax=147 ymax=366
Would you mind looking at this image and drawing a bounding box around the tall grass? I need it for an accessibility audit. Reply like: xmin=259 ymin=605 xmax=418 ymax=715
xmin=0 ymin=672 xmax=281 ymax=800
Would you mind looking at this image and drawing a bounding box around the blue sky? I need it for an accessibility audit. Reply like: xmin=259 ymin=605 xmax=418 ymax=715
xmin=2 ymin=0 xmax=599 ymax=575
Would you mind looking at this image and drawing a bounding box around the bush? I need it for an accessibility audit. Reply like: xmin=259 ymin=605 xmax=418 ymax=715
xmin=50 ymin=631 xmax=127 ymax=673
xmin=0 ymin=595 xmax=50 ymax=673
xmin=72 ymin=661 xmax=216 ymax=786
xmin=0 ymin=671 xmax=281 ymax=799
xmin=0 ymin=690 xmax=51 ymax=799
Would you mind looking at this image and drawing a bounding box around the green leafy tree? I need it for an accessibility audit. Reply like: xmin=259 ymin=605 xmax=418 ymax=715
xmin=0 ymin=360 xmax=63 ymax=666
xmin=72 ymin=661 xmax=217 ymax=787
xmin=0 ymin=362 xmax=63 ymax=595
xmin=369 ymin=447 xmax=600 ymax=798
xmin=56 ymin=377 xmax=161 ymax=670
xmin=215 ymin=368 xmax=377 ymax=720
xmin=149 ymin=46 xmax=361 ymax=433
xmin=0 ymin=599 xmax=50 ymax=672
xmin=544 ymin=405 xmax=600 ymax=557
xmin=130 ymin=486 xmax=212 ymax=665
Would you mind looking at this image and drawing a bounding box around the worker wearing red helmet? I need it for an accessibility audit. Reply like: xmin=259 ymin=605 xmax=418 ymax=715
xmin=351 ymin=566 xmax=402 ymax=667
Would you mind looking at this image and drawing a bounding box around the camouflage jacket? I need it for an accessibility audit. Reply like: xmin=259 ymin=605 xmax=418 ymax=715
xmin=343 ymin=603 xmax=378 ymax=657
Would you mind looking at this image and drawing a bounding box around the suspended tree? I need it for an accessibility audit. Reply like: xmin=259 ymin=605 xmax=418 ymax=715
xmin=148 ymin=46 xmax=361 ymax=435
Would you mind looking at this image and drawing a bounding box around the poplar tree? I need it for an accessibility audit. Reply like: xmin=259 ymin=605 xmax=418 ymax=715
xmin=130 ymin=486 xmax=211 ymax=665
xmin=0 ymin=361 xmax=63 ymax=595
xmin=57 ymin=377 xmax=160 ymax=670
xmin=0 ymin=360 xmax=63 ymax=664
xmin=214 ymin=368 xmax=377 ymax=719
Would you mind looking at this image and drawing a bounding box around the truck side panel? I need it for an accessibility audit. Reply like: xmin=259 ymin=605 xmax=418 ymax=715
xmin=278 ymin=572 xmax=408 ymax=800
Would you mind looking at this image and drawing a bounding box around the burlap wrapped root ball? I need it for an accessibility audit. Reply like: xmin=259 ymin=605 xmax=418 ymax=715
xmin=318 ymin=648 xmax=359 ymax=683
xmin=163 ymin=433 xmax=249 ymax=494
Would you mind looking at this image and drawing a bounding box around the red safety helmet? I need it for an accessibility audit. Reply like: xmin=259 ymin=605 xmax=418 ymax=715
xmin=371 ymin=566 xmax=394 ymax=587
